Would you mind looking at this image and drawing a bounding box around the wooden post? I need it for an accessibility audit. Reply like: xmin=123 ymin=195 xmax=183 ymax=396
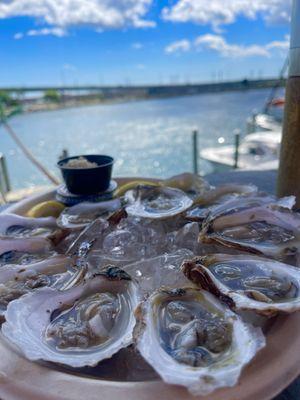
xmin=233 ymin=129 xmax=240 ymax=169
xmin=192 ymin=130 xmax=199 ymax=174
xmin=0 ymin=154 xmax=10 ymax=192
xmin=277 ymin=0 xmax=300 ymax=204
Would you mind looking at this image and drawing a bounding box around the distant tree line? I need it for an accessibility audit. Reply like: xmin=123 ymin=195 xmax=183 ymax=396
xmin=0 ymin=91 xmax=19 ymax=107
xmin=43 ymin=89 xmax=61 ymax=103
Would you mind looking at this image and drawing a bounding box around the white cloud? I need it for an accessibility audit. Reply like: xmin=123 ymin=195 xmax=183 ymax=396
xmin=266 ymin=35 xmax=290 ymax=51
xmin=165 ymin=39 xmax=191 ymax=54
xmin=162 ymin=0 xmax=291 ymax=30
xmin=1 ymin=0 xmax=155 ymax=31
xmin=14 ymin=27 xmax=66 ymax=39
xmin=28 ymin=27 xmax=66 ymax=37
xmin=165 ymin=34 xmax=289 ymax=58
xmin=195 ymin=34 xmax=270 ymax=57
xmin=136 ymin=63 xmax=146 ymax=69
xmin=14 ymin=32 xmax=24 ymax=40
xmin=132 ymin=42 xmax=143 ymax=49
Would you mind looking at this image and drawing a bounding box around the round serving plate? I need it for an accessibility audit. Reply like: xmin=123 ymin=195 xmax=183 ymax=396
xmin=1 ymin=178 xmax=300 ymax=400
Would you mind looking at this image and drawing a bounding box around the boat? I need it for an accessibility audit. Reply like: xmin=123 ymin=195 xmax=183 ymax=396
xmin=246 ymin=97 xmax=284 ymax=133
xmin=201 ymin=130 xmax=281 ymax=172
xmin=247 ymin=113 xmax=282 ymax=133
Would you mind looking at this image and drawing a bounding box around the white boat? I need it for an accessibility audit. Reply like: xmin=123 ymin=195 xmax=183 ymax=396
xmin=248 ymin=113 xmax=282 ymax=132
xmin=247 ymin=99 xmax=284 ymax=133
xmin=201 ymin=130 xmax=281 ymax=172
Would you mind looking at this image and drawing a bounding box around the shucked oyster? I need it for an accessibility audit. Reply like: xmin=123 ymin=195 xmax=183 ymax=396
xmin=186 ymin=184 xmax=258 ymax=222
xmin=134 ymin=287 xmax=265 ymax=396
xmin=57 ymin=199 xmax=122 ymax=229
xmin=0 ymin=213 xmax=57 ymax=238
xmin=200 ymin=203 xmax=300 ymax=260
xmin=0 ymin=254 xmax=72 ymax=317
xmin=182 ymin=254 xmax=300 ymax=317
xmin=0 ymin=237 xmax=52 ymax=267
xmin=2 ymin=267 xmax=139 ymax=368
xmin=125 ymin=185 xmax=193 ymax=219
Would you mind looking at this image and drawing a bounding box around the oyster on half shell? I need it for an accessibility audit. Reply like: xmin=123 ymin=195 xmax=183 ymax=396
xmin=125 ymin=185 xmax=193 ymax=219
xmin=186 ymin=184 xmax=258 ymax=222
xmin=200 ymin=203 xmax=300 ymax=260
xmin=57 ymin=199 xmax=122 ymax=230
xmin=134 ymin=287 xmax=265 ymax=396
xmin=0 ymin=213 xmax=57 ymax=238
xmin=2 ymin=267 xmax=139 ymax=368
xmin=0 ymin=255 xmax=73 ymax=317
xmin=182 ymin=254 xmax=300 ymax=317
xmin=0 ymin=237 xmax=52 ymax=267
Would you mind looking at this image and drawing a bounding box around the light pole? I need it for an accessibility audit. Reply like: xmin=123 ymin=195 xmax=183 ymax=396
xmin=277 ymin=0 xmax=300 ymax=205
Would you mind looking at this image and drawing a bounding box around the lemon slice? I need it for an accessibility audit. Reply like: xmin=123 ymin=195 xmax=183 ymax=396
xmin=27 ymin=200 xmax=65 ymax=218
xmin=114 ymin=180 xmax=162 ymax=198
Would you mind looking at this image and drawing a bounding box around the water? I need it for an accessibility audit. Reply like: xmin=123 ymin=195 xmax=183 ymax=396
xmin=0 ymin=88 xmax=278 ymax=190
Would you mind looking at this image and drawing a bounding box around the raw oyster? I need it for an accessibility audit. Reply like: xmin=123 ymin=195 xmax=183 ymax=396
xmin=2 ymin=267 xmax=139 ymax=368
xmin=201 ymin=194 xmax=295 ymax=224
xmin=0 ymin=237 xmax=52 ymax=267
xmin=182 ymin=254 xmax=300 ymax=317
xmin=134 ymin=287 xmax=265 ymax=396
xmin=163 ymin=173 xmax=211 ymax=198
xmin=186 ymin=184 xmax=258 ymax=222
xmin=0 ymin=254 xmax=72 ymax=316
xmin=194 ymin=183 xmax=258 ymax=206
xmin=0 ymin=213 xmax=57 ymax=238
xmin=125 ymin=185 xmax=193 ymax=219
xmin=57 ymin=199 xmax=122 ymax=229
xmin=200 ymin=203 xmax=300 ymax=259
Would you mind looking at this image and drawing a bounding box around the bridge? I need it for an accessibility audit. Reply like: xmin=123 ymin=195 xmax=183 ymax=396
xmin=0 ymin=78 xmax=286 ymax=97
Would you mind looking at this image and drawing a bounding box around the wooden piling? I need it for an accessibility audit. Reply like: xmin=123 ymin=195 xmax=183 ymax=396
xmin=277 ymin=0 xmax=300 ymax=205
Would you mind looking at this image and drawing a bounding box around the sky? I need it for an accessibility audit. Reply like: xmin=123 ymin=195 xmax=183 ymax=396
xmin=0 ymin=0 xmax=292 ymax=87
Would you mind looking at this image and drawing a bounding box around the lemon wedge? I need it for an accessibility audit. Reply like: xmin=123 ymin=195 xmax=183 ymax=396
xmin=27 ymin=200 xmax=65 ymax=218
xmin=114 ymin=180 xmax=162 ymax=198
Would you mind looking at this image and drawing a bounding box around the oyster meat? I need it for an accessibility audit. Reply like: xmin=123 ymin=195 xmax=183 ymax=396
xmin=190 ymin=193 xmax=295 ymax=224
xmin=0 ymin=237 xmax=52 ymax=267
xmin=0 ymin=213 xmax=57 ymax=238
xmin=182 ymin=254 xmax=300 ymax=316
xmin=186 ymin=184 xmax=258 ymax=222
xmin=125 ymin=185 xmax=193 ymax=219
xmin=134 ymin=287 xmax=265 ymax=396
xmin=57 ymin=199 xmax=122 ymax=229
xmin=2 ymin=267 xmax=139 ymax=368
xmin=200 ymin=203 xmax=300 ymax=260
xmin=0 ymin=254 xmax=72 ymax=316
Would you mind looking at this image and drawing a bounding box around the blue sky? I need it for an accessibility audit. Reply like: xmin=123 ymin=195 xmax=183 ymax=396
xmin=0 ymin=0 xmax=291 ymax=86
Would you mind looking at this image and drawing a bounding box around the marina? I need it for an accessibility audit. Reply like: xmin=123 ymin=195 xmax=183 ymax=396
xmin=0 ymin=87 xmax=283 ymax=198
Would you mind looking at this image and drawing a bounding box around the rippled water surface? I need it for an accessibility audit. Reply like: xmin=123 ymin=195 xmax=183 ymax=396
xmin=0 ymin=88 xmax=278 ymax=189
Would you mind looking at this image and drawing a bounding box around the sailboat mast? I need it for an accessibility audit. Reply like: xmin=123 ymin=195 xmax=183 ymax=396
xmin=277 ymin=0 xmax=300 ymax=204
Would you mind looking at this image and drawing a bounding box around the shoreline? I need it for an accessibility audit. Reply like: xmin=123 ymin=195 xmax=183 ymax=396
xmin=7 ymin=77 xmax=285 ymax=115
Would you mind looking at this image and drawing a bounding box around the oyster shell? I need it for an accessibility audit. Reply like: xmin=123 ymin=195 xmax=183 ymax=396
xmin=2 ymin=267 xmax=139 ymax=368
xmin=0 ymin=213 xmax=57 ymax=238
xmin=186 ymin=184 xmax=258 ymax=222
xmin=57 ymin=199 xmax=122 ymax=229
xmin=0 ymin=237 xmax=52 ymax=267
xmin=163 ymin=173 xmax=211 ymax=198
xmin=182 ymin=254 xmax=300 ymax=317
xmin=125 ymin=185 xmax=193 ymax=219
xmin=194 ymin=183 xmax=258 ymax=206
xmin=134 ymin=287 xmax=265 ymax=396
xmin=0 ymin=254 xmax=72 ymax=317
xmin=200 ymin=203 xmax=300 ymax=259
